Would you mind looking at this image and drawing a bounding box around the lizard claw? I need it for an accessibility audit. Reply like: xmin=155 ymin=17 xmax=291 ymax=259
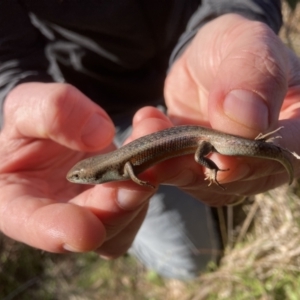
xmin=204 ymin=168 xmax=228 ymax=190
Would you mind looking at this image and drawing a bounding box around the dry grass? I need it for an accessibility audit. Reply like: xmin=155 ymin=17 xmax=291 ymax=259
xmin=190 ymin=184 xmax=300 ymax=300
xmin=280 ymin=1 xmax=300 ymax=55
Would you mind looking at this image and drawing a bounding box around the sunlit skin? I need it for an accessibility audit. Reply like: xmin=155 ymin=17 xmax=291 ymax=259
xmin=1 ymin=15 xmax=300 ymax=258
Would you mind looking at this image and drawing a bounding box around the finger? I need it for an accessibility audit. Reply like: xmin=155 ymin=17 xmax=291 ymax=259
xmin=70 ymin=183 xmax=154 ymax=250
xmin=123 ymin=106 xmax=173 ymax=145
xmin=3 ymin=82 xmax=115 ymax=151
xmin=0 ymin=181 xmax=105 ymax=252
xmin=203 ymin=170 xmax=294 ymax=207
xmin=164 ymin=51 xmax=209 ymax=126
xmin=165 ymin=14 xmax=290 ymax=133
xmin=201 ymin=15 xmax=289 ymax=136
xmin=97 ymin=205 xmax=148 ymax=258
xmin=132 ymin=106 xmax=172 ymax=126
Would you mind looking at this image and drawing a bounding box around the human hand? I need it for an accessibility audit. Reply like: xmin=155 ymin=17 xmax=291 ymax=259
xmin=138 ymin=14 xmax=300 ymax=205
xmin=0 ymin=82 xmax=155 ymax=256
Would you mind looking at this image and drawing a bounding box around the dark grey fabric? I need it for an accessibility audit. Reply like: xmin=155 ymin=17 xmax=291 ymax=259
xmin=170 ymin=0 xmax=282 ymax=61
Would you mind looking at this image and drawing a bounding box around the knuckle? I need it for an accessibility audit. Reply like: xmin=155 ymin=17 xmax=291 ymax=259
xmin=44 ymin=83 xmax=80 ymax=135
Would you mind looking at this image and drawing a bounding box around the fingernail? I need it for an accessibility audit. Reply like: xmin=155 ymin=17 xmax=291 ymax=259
xmin=117 ymin=189 xmax=152 ymax=210
xmin=223 ymin=90 xmax=269 ymax=130
xmin=99 ymin=255 xmax=113 ymax=260
xmin=63 ymin=243 xmax=81 ymax=252
xmin=81 ymin=114 xmax=114 ymax=148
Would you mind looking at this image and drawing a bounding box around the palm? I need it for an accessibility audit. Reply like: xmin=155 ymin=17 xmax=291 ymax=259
xmin=0 ymin=136 xmax=91 ymax=202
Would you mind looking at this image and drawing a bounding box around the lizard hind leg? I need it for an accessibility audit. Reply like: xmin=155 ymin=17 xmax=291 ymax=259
xmin=195 ymin=141 xmax=228 ymax=190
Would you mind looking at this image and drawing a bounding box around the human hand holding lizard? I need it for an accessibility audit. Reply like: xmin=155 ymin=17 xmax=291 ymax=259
xmin=1 ymin=13 xmax=300 ymax=257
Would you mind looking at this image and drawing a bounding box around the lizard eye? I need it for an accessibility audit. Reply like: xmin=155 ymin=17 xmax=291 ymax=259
xmin=73 ymin=174 xmax=80 ymax=180
xmin=67 ymin=171 xmax=81 ymax=182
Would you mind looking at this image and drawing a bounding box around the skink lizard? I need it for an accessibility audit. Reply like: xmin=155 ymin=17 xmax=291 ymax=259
xmin=66 ymin=125 xmax=296 ymax=189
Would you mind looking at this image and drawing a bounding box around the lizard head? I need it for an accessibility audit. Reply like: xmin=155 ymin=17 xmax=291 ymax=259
xmin=66 ymin=154 xmax=124 ymax=185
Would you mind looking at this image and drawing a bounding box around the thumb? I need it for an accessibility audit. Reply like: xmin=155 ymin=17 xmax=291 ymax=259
xmin=206 ymin=15 xmax=288 ymax=137
xmin=3 ymin=82 xmax=115 ymax=151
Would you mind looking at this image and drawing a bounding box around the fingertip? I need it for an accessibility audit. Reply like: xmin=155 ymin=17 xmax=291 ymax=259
xmin=199 ymin=17 xmax=288 ymax=137
xmin=80 ymin=114 xmax=115 ymax=150
xmin=223 ymin=90 xmax=269 ymax=131
xmin=28 ymin=203 xmax=106 ymax=253
xmin=128 ymin=118 xmax=172 ymax=144
xmin=128 ymin=107 xmax=173 ymax=144
xmin=132 ymin=106 xmax=171 ymax=126
xmin=208 ymin=88 xmax=270 ymax=137
xmin=46 ymin=84 xmax=115 ymax=152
